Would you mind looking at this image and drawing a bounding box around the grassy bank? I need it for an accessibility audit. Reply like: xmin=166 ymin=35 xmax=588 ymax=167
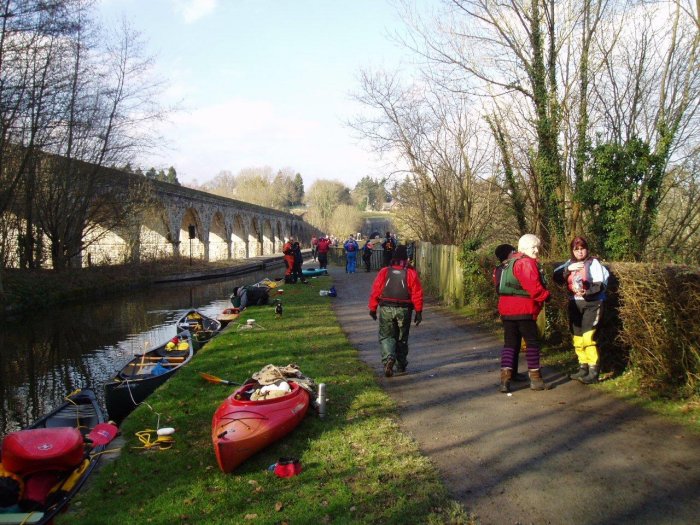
xmin=61 ymin=275 xmax=471 ymax=525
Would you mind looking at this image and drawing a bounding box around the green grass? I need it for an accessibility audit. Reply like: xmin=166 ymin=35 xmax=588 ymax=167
xmin=60 ymin=276 xmax=473 ymax=525
xmin=594 ymin=369 xmax=700 ymax=433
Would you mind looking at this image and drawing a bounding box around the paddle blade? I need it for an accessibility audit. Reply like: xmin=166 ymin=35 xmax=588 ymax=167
xmin=87 ymin=422 xmax=119 ymax=446
xmin=199 ymin=371 xmax=236 ymax=385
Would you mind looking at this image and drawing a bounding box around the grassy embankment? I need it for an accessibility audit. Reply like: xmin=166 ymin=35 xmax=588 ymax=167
xmin=60 ymin=275 xmax=472 ymax=525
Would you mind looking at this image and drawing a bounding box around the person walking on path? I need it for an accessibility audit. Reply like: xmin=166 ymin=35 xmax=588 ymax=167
xmin=361 ymin=239 xmax=373 ymax=272
xmin=553 ymin=236 xmax=609 ymax=384
xmin=282 ymin=236 xmax=295 ymax=283
xmin=381 ymin=232 xmax=396 ymax=268
xmin=496 ymin=234 xmax=550 ymax=392
xmin=343 ymin=235 xmax=359 ymax=273
xmin=310 ymin=235 xmax=318 ymax=262
xmin=368 ymin=244 xmax=424 ymax=377
xmin=317 ymin=235 xmax=331 ymax=269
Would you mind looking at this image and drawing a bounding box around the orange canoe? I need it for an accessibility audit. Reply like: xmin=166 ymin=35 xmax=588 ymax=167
xmin=212 ymin=382 xmax=310 ymax=473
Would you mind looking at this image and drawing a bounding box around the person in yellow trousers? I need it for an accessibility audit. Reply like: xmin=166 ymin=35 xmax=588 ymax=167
xmin=553 ymin=236 xmax=609 ymax=384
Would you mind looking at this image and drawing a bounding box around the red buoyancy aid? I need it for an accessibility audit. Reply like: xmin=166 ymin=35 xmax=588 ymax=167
xmin=379 ymin=268 xmax=411 ymax=304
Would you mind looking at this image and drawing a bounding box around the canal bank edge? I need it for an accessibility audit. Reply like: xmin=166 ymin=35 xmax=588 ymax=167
xmin=2 ymin=252 xmax=309 ymax=316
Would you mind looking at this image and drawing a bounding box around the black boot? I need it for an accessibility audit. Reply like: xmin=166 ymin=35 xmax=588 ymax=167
xmin=580 ymin=365 xmax=599 ymax=384
xmin=528 ymin=369 xmax=548 ymax=391
xmin=570 ymin=364 xmax=589 ymax=381
xmin=499 ymin=368 xmax=512 ymax=393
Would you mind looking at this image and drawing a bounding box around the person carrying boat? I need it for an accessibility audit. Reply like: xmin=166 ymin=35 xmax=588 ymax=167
xmin=283 ymin=236 xmax=296 ymax=283
xmin=553 ymin=236 xmax=609 ymax=384
xmin=368 ymin=244 xmax=424 ymax=377
xmin=496 ymin=234 xmax=550 ymax=393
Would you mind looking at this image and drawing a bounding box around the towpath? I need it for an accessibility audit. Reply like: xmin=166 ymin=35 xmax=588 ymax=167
xmin=328 ymin=265 xmax=700 ymax=525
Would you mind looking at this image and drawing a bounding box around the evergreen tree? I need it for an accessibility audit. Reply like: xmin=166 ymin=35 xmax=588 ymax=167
xmin=166 ymin=166 xmax=179 ymax=185
xmin=293 ymin=173 xmax=304 ymax=205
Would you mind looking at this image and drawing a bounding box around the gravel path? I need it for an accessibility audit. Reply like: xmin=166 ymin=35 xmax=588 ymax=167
xmin=328 ymin=265 xmax=700 ymax=525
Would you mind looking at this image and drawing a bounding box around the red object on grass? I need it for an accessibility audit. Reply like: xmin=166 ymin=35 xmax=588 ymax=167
xmin=212 ymin=382 xmax=310 ymax=473
xmin=87 ymin=422 xmax=119 ymax=446
xmin=273 ymin=458 xmax=302 ymax=478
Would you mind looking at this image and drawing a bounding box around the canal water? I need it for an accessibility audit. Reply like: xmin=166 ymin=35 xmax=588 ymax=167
xmin=0 ymin=267 xmax=277 ymax=437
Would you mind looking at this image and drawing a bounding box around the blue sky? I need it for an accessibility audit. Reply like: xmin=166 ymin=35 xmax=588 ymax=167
xmin=97 ymin=0 xmax=421 ymax=189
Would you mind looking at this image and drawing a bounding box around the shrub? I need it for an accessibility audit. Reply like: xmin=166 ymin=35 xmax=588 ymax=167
xmin=614 ymin=263 xmax=700 ymax=398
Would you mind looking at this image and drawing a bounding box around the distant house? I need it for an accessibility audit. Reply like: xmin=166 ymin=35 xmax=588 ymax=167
xmin=381 ymin=200 xmax=397 ymax=212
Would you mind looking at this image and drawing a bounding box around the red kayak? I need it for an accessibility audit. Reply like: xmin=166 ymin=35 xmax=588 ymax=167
xmin=212 ymin=382 xmax=310 ymax=473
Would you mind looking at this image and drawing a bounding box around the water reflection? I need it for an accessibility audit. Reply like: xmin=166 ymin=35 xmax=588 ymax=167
xmin=0 ymin=269 xmax=274 ymax=436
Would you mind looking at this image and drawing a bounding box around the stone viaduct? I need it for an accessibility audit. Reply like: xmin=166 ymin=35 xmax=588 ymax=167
xmin=83 ymin=175 xmax=320 ymax=266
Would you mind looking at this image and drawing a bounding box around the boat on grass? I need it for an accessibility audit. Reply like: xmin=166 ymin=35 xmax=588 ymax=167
xmin=104 ymin=331 xmax=194 ymax=423
xmin=0 ymin=389 xmax=110 ymax=525
xmin=301 ymin=267 xmax=328 ymax=277
xmin=212 ymin=382 xmax=310 ymax=473
xmin=176 ymin=309 xmax=222 ymax=351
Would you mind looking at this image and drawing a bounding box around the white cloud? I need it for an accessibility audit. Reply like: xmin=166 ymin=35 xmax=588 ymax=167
xmin=173 ymin=0 xmax=217 ymax=24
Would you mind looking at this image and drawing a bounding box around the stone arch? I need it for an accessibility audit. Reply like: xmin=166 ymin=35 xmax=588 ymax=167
xmin=140 ymin=203 xmax=173 ymax=260
xmin=209 ymin=210 xmax=228 ymax=261
xmin=248 ymin=218 xmax=261 ymax=257
xmin=262 ymin=219 xmax=274 ymax=255
xmin=181 ymin=208 xmax=204 ymax=262
xmin=275 ymin=221 xmax=283 ymax=253
xmin=83 ymin=225 xmax=129 ymax=266
xmin=231 ymin=214 xmax=247 ymax=258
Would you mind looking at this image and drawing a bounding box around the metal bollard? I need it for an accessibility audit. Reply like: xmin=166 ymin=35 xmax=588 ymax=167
xmin=317 ymin=383 xmax=327 ymax=418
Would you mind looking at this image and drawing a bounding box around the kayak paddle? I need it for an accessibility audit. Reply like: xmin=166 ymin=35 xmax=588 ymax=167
xmin=199 ymin=372 xmax=241 ymax=386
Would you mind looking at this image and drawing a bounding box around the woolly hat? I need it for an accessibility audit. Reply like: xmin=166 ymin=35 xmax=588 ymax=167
xmin=494 ymin=244 xmax=516 ymax=263
xmin=393 ymin=244 xmax=408 ymax=260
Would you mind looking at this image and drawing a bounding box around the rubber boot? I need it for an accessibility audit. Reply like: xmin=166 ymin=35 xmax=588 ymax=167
xmin=499 ymin=368 xmax=512 ymax=393
xmin=579 ymin=365 xmax=599 ymax=384
xmin=570 ymin=364 xmax=589 ymax=381
xmin=528 ymin=369 xmax=548 ymax=391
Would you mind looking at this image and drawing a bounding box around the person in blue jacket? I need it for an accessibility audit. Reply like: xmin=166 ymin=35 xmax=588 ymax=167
xmin=343 ymin=235 xmax=360 ymax=273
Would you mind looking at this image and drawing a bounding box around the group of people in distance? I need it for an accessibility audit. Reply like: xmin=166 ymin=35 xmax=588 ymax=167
xmin=364 ymin=231 xmax=609 ymax=389
xmin=494 ymin=234 xmax=608 ymax=393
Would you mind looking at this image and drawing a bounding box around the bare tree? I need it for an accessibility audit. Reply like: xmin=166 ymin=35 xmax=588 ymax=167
xmin=328 ymin=204 xmax=363 ymax=238
xmin=304 ymin=179 xmax=352 ymax=232
xmin=202 ymin=170 xmax=237 ymax=198
xmin=231 ymin=166 xmax=299 ymax=211
xmin=350 ymin=68 xmax=501 ymax=245
xmin=31 ymin=13 xmax=167 ymax=269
